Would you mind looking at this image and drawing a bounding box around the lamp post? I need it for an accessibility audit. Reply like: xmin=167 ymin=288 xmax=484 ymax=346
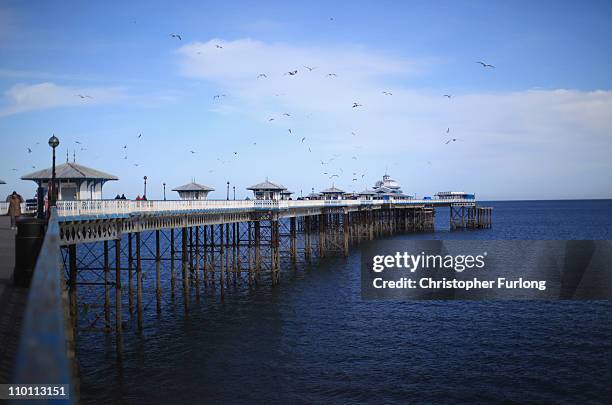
xmin=163 ymin=182 xmax=166 ymax=201
xmin=226 ymin=181 xmax=230 ymax=200
xmin=143 ymin=176 xmax=148 ymax=199
xmin=233 ymin=186 xmax=236 ymax=200
xmin=48 ymin=135 xmax=60 ymax=207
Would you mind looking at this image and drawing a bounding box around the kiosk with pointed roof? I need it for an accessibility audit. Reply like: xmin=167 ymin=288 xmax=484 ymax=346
xmin=246 ymin=178 xmax=286 ymax=200
xmin=172 ymin=181 xmax=215 ymax=200
xmin=320 ymin=185 xmax=345 ymax=200
xmin=22 ymin=161 xmax=118 ymax=201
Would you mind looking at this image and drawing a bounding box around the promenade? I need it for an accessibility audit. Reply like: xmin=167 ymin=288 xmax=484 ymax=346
xmin=0 ymin=216 xmax=27 ymax=384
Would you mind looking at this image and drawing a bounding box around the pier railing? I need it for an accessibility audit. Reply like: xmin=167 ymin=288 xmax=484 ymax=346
xmin=51 ymin=198 xmax=476 ymax=219
xmin=13 ymin=207 xmax=77 ymax=402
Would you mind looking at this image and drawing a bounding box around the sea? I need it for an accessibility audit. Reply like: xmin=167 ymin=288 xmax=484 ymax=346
xmin=77 ymin=199 xmax=612 ymax=404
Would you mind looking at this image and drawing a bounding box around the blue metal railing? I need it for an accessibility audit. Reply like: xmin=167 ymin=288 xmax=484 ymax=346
xmin=12 ymin=208 xmax=77 ymax=403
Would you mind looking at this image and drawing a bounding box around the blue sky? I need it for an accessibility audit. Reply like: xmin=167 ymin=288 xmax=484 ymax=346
xmin=1 ymin=0 xmax=611 ymax=200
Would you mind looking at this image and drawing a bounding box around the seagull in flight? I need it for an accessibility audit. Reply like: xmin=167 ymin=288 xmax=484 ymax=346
xmin=303 ymin=65 xmax=318 ymax=71
xmin=75 ymin=94 xmax=92 ymax=99
xmin=268 ymin=117 xmax=275 ymax=122
xmin=257 ymin=74 xmax=267 ymax=79
xmin=351 ymin=131 xmax=357 ymax=136
xmin=446 ymin=128 xmax=450 ymax=133
xmin=27 ymin=147 xmax=32 ymax=153
xmin=476 ymin=61 xmax=495 ymax=68
xmin=285 ymin=70 xmax=298 ymax=76
xmin=215 ymin=44 xmax=223 ymax=49
xmin=190 ymin=150 xmax=197 ymax=154
xmin=283 ymin=113 xmax=291 ymax=117
xmin=329 ymin=174 xmax=339 ymax=179
xmin=445 ymin=138 xmax=460 ymax=144
xmin=301 ymin=137 xmax=306 ymax=142
xmin=308 ymin=147 xmax=312 ymax=152
xmin=170 ymin=34 xmax=182 ymax=41
xmin=443 ymin=94 xmax=452 ymax=98
xmin=382 ymin=91 xmax=393 ymax=96
xmin=288 ymin=128 xmax=292 ymax=134
xmin=352 ymin=102 xmax=362 ymax=108
xmin=327 ymin=73 xmax=337 ymax=78
xmin=213 ymin=94 xmax=226 ymax=100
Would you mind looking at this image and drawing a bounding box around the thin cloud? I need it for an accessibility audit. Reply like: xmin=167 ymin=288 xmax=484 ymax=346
xmin=0 ymin=82 xmax=124 ymax=117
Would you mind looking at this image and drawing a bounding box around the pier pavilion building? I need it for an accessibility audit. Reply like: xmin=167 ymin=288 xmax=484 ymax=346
xmin=280 ymin=189 xmax=294 ymax=200
xmin=320 ymin=186 xmax=345 ymax=200
xmin=435 ymin=191 xmax=475 ymax=200
xmin=247 ymin=179 xmax=287 ymax=200
xmin=172 ymin=182 xmax=215 ymax=200
xmin=22 ymin=162 xmax=118 ymax=201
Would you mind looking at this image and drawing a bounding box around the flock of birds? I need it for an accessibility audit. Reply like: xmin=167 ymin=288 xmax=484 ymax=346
xmin=20 ymin=29 xmax=496 ymax=192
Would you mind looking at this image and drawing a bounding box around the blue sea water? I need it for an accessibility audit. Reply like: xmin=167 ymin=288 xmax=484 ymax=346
xmin=78 ymin=200 xmax=612 ymax=404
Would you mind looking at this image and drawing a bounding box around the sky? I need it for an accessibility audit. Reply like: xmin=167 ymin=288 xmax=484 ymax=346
xmin=0 ymin=0 xmax=611 ymax=200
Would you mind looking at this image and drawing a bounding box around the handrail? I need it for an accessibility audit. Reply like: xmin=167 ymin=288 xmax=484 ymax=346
xmin=12 ymin=208 xmax=76 ymax=402
xmin=52 ymin=197 xmax=477 ymax=218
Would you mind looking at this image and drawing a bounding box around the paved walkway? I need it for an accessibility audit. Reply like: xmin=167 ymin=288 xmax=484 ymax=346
xmin=0 ymin=215 xmax=28 ymax=383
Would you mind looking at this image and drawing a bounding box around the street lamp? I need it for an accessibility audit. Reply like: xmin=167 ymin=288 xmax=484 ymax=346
xmin=233 ymin=186 xmax=236 ymax=200
xmin=143 ymin=176 xmax=148 ymax=199
xmin=226 ymin=181 xmax=230 ymax=200
xmin=48 ymin=135 xmax=60 ymax=207
xmin=163 ymin=182 xmax=166 ymax=201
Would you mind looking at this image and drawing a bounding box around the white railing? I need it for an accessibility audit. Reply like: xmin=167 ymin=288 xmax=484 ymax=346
xmin=0 ymin=202 xmax=34 ymax=215
xmin=49 ymin=197 xmax=476 ymax=218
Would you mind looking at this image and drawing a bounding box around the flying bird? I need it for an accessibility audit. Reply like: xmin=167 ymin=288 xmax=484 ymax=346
xmin=27 ymin=148 xmax=32 ymax=153
xmin=443 ymin=94 xmax=452 ymax=98
xmin=138 ymin=133 xmax=142 ymax=138
xmin=170 ymin=34 xmax=182 ymax=41
xmin=308 ymin=147 xmax=311 ymax=152
xmin=327 ymin=73 xmax=337 ymax=77
xmin=285 ymin=70 xmax=298 ymax=76
xmin=257 ymin=74 xmax=267 ymax=79
xmin=301 ymin=137 xmax=306 ymax=142
xmin=445 ymin=138 xmax=460 ymax=144
xmin=476 ymin=61 xmax=495 ymax=68
xmin=75 ymin=141 xmax=81 ymax=144
xmin=233 ymin=151 xmax=238 ymax=156
xmin=213 ymin=94 xmax=226 ymax=100
xmin=75 ymin=94 xmax=92 ymax=99
xmin=382 ymin=91 xmax=393 ymax=96
xmin=268 ymin=118 xmax=275 ymax=121
xmin=352 ymin=102 xmax=362 ymax=108
xmin=190 ymin=150 xmax=197 ymax=154
xmin=446 ymin=128 xmax=450 ymax=133
xmin=329 ymin=174 xmax=339 ymax=179
xmin=288 ymin=128 xmax=292 ymax=134
xmin=215 ymin=44 xmax=223 ymax=49
xmin=351 ymin=131 xmax=357 ymax=136
xmin=303 ymin=65 xmax=317 ymax=71
xmin=282 ymin=113 xmax=291 ymax=117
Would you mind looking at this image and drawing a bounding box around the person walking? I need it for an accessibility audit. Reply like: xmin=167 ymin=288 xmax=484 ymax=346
xmin=7 ymin=191 xmax=23 ymax=230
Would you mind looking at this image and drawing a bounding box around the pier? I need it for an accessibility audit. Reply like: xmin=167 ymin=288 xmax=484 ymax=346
xmin=5 ymin=196 xmax=491 ymax=398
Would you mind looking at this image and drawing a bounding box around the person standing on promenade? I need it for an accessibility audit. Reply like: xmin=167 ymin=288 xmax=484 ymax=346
xmin=6 ymin=191 xmax=23 ymax=230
